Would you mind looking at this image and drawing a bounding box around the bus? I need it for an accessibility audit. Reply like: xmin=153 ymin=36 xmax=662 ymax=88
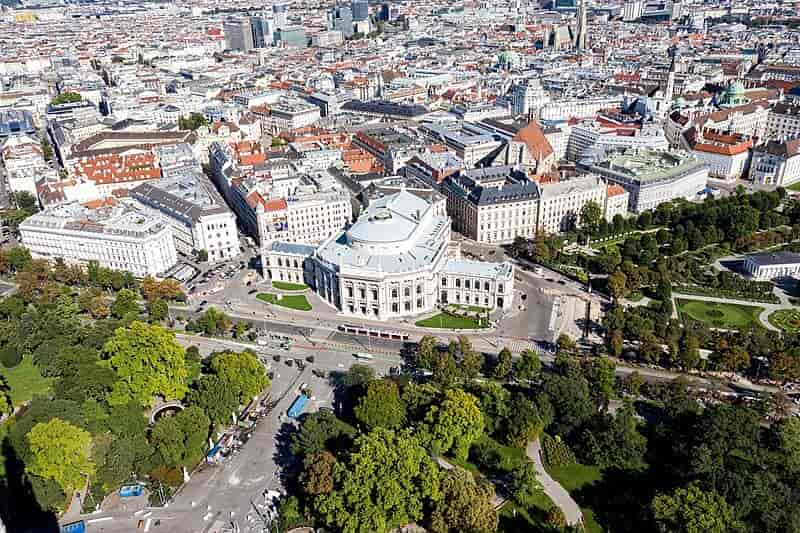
xmin=353 ymin=352 xmax=375 ymax=360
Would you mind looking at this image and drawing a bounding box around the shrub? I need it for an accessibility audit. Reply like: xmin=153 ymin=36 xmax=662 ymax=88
xmin=542 ymin=434 xmax=575 ymax=468
xmin=0 ymin=344 xmax=22 ymax=368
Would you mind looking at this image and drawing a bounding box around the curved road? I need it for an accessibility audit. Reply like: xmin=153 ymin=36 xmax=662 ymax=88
xmin=526 ymin=439 xmax=583 ymax=527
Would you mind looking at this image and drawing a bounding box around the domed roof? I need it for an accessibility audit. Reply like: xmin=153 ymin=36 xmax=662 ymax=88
xmin=728 ymin=80 xmax=745 ymax=97
xmin=498 ymin=49 xmax=520 ymax=65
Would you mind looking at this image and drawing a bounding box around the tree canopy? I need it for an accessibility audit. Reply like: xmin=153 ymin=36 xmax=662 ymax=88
xmin=26 ymin=418 xmax=94 ymax=492
xmin=421 ymin=389 xmax=484 ymax=460
xmin=314 ymin=428 xmax=441 ymax=533
xmin=103 ymin=321 xmax=188 ymax=406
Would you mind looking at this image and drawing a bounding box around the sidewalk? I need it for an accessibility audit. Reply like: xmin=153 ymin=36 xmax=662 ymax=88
xmin=525 ymin=439 xmax=583 ymax=527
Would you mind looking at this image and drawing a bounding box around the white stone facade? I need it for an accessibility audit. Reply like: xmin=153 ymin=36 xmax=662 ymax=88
xmin=19 ymin=201 xmax=177 ymax=277
xmin=262 ymin=190 xmax=515 ymax=320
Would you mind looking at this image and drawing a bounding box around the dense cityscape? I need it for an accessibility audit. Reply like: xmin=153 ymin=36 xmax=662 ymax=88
xmin=1 ymin=0 xmax=800 ymax=532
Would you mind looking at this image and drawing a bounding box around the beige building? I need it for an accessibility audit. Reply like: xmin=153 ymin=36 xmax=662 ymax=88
xmin=537 ymin=175 xmax=607 ymax=235
xmin=442 ymin=166 xmax=540 ymax=244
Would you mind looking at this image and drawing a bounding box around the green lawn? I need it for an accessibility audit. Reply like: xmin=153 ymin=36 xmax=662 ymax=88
xmin=547 ymin=462 xmax=604 ymax=533
xmin=271 ymin=281 xmax=308 ymax=291
xmin=0 ymin=356 xmax=53 ymax=407
xmin=787 ymin=181 xmax=800 ymax=192
xmin=257 ymin=293 xmax=312 ymax=311
xmin=676 ymin=299 xmax=765 ymax=330
xmin=415 ymin=312 xmax=488 ymax=329
xmin=769 ymin=309 xmax=800 ymax=333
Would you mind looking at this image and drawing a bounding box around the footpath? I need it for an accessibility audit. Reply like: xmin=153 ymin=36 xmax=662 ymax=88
xmin=525 ymin=439 xmax=583 ymax=527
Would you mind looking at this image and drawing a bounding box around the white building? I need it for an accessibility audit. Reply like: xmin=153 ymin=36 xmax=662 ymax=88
xmin=766 ymin=103 xmax=800 ymax=140
xmin=510 ymin=79 xmax=551 ymax=118
xmin=684 ymin=129 xmax=753 ymax=183
xmin=539 ymin=96 xmax=623 ymax=122
xmin=1 ymin=134 xmax=52 ymax=197
xmin=265 ymin=97 xmax=321 ymax=133
xmin=258 ymin=191 xmax=352 ymax=246
xmin=587 ymin=149 xmax=708 ymax=213
xmin=537 ymin=175 xmax=607 ymax=234
xmin=567 ymin=121 xmax=669 ymax=162
xmin=262 ymin=189 xmax=515 ymax=319
xmin=19 ymin=200 xmax=177 ymax=277
xmin=749 ymin=139 xmax=800 ymax=187
xmin=130 ymin=172 xmax=241 ymax=262
xmin=743 ymin=251 xmax=800 ymax=281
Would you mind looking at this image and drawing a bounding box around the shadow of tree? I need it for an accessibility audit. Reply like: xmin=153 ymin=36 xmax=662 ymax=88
xmin=0 ymin=437 xmax=60 ymax=532
xmin=571 ymin=467 xmax=657 ymax=533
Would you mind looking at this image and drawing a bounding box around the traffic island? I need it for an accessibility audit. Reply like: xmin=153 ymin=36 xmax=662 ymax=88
xmin=257 ymin=292 xmax=313 ymax=311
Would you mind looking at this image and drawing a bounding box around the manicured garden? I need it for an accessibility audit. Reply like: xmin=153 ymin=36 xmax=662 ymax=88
xmin=768 ymin=308 xmax=800 ymax=333
xmin=257 ymin=292 xmax=312 ymax=311
xmin=0 ymin=356 xmax=53 ymax=407
xmin=415 ymin=312 xmax=488 ymax=329
xmin=271 ymin=281 xmax=309 ymax=291
xmin=676 ymin=299 xmax=765 ymax=330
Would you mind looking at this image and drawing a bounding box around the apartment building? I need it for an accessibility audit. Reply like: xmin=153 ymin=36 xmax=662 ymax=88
xmin=258 ymin=191 xmax=352 ymax=246
xmin=767 ymin=103 xmax=800 ymax=140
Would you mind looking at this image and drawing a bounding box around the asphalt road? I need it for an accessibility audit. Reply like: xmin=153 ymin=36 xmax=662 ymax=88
xmin=82 ymin=337 xmax=400 ymax=533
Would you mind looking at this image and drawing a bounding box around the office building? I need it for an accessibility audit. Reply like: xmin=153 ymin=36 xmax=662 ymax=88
xmin=749 ymin=139 xmax=800 ymax=188
xmin=352 ymin=0 xmax=369 ymax=21
xmin=420 ymin=122 xmax=502 ymax=167
xmin=275 ymin=27 xmax=308 ymax=49
xmin=328 ymin=5 xmax=354 ymax=38
xmin=250 ymin=16 xmax=274 ymax=48
xmin=262 ymin=190 xmax=515 ymax=319
xmin=130 ymin=146 xmax=241 ymax=262
xmin=273 ymin=3 xmax=289 ymax=29
xmin=224 ymin=18 xmax=255 ymax=51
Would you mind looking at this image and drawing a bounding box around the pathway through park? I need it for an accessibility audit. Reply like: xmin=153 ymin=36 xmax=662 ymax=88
xmin=525 ymin=439 xmax=583 ymax=527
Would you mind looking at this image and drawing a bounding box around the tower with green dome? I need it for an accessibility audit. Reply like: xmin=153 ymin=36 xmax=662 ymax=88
xmin=719 ymin=80 xmax=749 ymax=107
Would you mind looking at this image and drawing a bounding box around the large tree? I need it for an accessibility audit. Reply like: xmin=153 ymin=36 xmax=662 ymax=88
xmin=493 ymin=348 xmax=513 ymax=381
xmin=290 ymin=411 xmax=357 ymax=458
xmin=315 ymin=428 xmax=441 ymax=533
xmin=354 ymin=379 xmax=406 ymax=431
xmin=104 ymin=321 xmax=188 ymax=406
xmin=421 ymin=389 xmax=484 ymax=460
xmin=111 ymin=288 xmax=139 ymax=319
xmin=187 ymin=375 xmax=239 ymax=428
xmin=150 ymin=406 xmax=210 ymax=468
xmin=209 ymin=350 xmax=269 ymax=405
xmin=652 ymin=483 xmax=739 ymax=533
xmin=26 ymin=418 xmax=94 ymax=493
xmin=514 ymin=349 xmax=541 ymax=382
xmin=429 ymin=469 xmax=498 ymax=533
